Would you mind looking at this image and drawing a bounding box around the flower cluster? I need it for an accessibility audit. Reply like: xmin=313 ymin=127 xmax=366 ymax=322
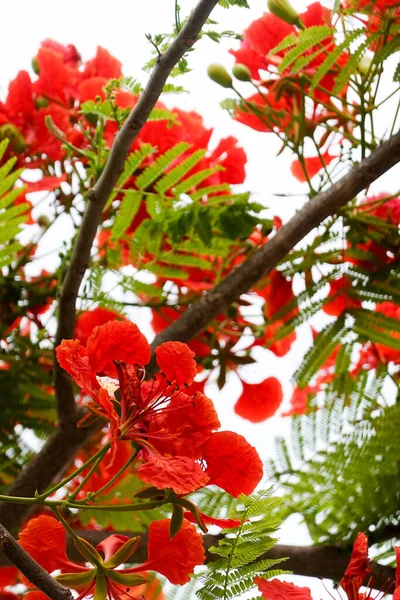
xmin=56 ymin=320 xmax=263 ymax=498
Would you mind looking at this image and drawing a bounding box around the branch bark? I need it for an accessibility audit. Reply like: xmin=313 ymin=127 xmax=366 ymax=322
xmin=64 ymin=531 xmax=395 ymax=590
xmin=2 ymin=129 xmax=400 ymax=540
xmin=0 ymin=522 xmax=73 ymax=600
xmin=53 ymin=0 xmax=220 ymax=423
xmin=148 ymin=128 xmax=400 ymax=361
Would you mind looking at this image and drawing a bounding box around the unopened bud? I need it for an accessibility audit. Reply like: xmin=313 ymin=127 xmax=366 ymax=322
xmin=267 ymin=0 xmax=302 ymax=26
xmin=0 ymin=124 xmax=26 ymax=153
xmin=232 ymin=63 xmax=252 ymax=82
xmin=207 ymin=64 xmax=233 ymax=89
xmin=31 ymin=57 xmax=40 ymax=75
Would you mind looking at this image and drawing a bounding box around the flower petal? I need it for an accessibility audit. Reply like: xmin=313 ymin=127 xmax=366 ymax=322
xmin=155 ymin=341 xmax=197 ymax=385
xmin=340 ymin=532 xmax=371 ymax=600
xmin=138 ymin=453 xmax=209 ymax=495
xmin=149 ymin=392 xmax=220 ymax=459
xmin=86 ymin=321 xmax=151 ymax=377
xmin=18 ymin=516 xmax=72 ymax=573
xmin=234 ymin=378 xmax=283 ymax=422
xmin=143 ymin=519 xmax=205 ymax=584
xmin=202 ymin=431 xmax=263 ymax=497
xmin=255 ymin=577 xmax=313 ymax=599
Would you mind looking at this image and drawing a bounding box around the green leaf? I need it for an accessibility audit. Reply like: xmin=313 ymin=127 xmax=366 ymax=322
xmin=155 ymin=149 xmax=207 ymax=194
xmin=277 ymin=26 xmax=335 ymax=73
xmin=110 ymin=191 xmax=142 ymax=242
xmin=136 ymin=142 xmax=190 ymax=190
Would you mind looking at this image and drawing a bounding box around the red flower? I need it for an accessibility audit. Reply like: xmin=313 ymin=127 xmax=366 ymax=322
xmin=155 ymin=341 xmax=197 ymax=386
xmin=291 ymin=152 xmax=337 ymax=182
xmin=394 ymin=546 xmax=400 ymax=600
xmin=234 ymin=378 xmax=283 ymax=422
xmin=19 ymin=516 xmax=204 ymax=592
xmin=138 ymin=453 xmax=210 ymax=495
xmin=340 ymin=532 xmax=371 ymax=600
xmin=235 ymin=92 xmax=292 ymax=133
xmin=255 ymin=577 xmax=313 ymax=599
xmin=74 ymin=307 xmax=125 ymax=346
xmin=323 ymin=277 xmax=361 ymax=317
xmin=18 ymin=516 xmax=81 ymax=574
xmin=202 ymin=431 xmax=263 ymax=497
xmin=57 ymin=321 xmax=263 ymax=496
xmin=34 ymin=44 xmax=79 ymax=104
xmin=83 ymin=47 xmax=123 ymax=79
xmin=372 ymin=302 xmax=400 ymax=364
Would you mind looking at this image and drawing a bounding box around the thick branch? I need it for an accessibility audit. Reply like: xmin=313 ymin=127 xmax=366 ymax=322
xmin=3 ymin=130 xmax=400 ymax=536
xmin=64 ymin=531 xmax=395 ymax=589
xmin=0 ymin=522 xmax=73 ymax=600
xmin=53 ymin=0 xmax=220 ymax=422
xmin=0 ymin=412 xmax=97 ymax=534
xmin=149 ymin=128 xmax=400 ymax=362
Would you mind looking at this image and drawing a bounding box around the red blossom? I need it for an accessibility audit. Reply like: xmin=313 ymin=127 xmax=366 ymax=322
xmin=74 ymin=307 xmax=125 ymax=346
xmin=323 ymin=277 xmax=361 ymax=317
xmin=291 ymin=152 xmax=337 ymax=182
xmin=134 ymin=519 xmax=205 ymax=584
xmin=155 ymin=341 xmax=197 ymax=386
xmin=234 ymin=378 xmax=283 ymax=422
xmin=202 ymin=431 xmax=263 ymax=497
xmin=19 ymin=516 xmax=204 ymax=592
xmin=18 ymin=516 xmax=82 ymax=574
xmin=83 ymin=46 xmax=123 ymax=79
xmin=138 ymin=452 xmax=209 ymax=495
xmin=340 ymin=532 xmax=371 ymax=600
xmin=255 ymin=577 xmax=313 ymax=599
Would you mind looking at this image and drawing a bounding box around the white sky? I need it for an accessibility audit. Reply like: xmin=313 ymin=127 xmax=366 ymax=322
xmin=2 ymin=1 xmax=399 ymax=597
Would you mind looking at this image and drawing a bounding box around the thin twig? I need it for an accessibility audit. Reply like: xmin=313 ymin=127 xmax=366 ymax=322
xmin=53 ymin=0 xmax=220 ymax=423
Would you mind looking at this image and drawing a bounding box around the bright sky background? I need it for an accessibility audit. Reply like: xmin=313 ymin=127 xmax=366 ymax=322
xmin=2 ymin=1 xmax=399 ymax=597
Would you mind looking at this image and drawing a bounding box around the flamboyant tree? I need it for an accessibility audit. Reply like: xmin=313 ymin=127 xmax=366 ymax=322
xmin=0 ymin=0 xmax=400 ymax=598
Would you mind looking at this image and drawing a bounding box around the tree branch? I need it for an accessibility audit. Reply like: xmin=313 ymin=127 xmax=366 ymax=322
xmin=0 ymin=522 xmax=73 ymax=600
xmin=0 ymin=412 xmax=97 ymax=534
xmin=53 ymin=0 xmax=220 ymax=422
xmin=149 ymin=128 xmax=400 ymax=362
xmin=3 ymin=129 xmax=400 ymax=538
xmin=64 ymin=531 xmax=395 ymax=590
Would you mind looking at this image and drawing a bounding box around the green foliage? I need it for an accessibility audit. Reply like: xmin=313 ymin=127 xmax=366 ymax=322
xmin=0 ymin=335 xmax=56 ymax=490
xmin=275 ymin=26 xmax=335 ymax=73
xmin=219 ymin=0 xmax=249 ymax=8
xmin=266 ymin=363 xmax=400 ymax=547
xmin=196 ymin=490 xmax=288 ymax=600
xmin=77 ymin=474 xmax=168 ymax=531
xmin=0 ymin=139 xmax=30 ymax=268
xmin=294 ymin=316 xmax=347 ymax=388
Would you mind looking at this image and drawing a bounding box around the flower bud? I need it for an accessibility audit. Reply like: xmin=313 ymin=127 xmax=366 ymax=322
xmin=232 ymin=63 xmax=252 ymax=82
xmin=31 ymin=57 xmax=40 ymax=75
xmin=207 ymin=64 xmax=233 ymax=89
xmin=267 ymin=0 xmax=301 ymax=26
